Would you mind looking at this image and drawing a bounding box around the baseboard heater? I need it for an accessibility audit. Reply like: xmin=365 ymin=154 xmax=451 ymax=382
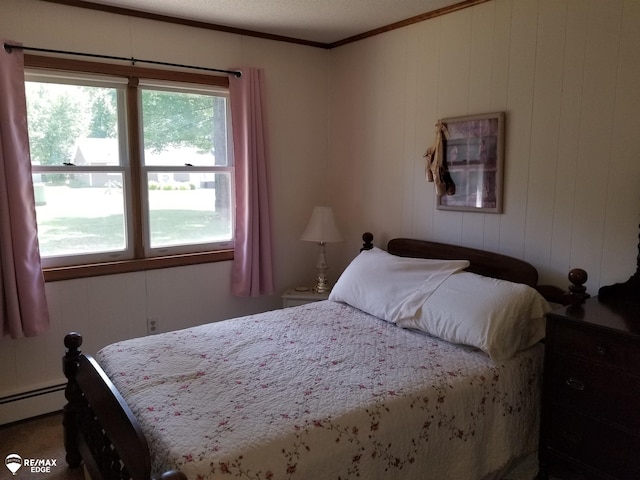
xmin=0 ymin=383 xmax=66 ymax=425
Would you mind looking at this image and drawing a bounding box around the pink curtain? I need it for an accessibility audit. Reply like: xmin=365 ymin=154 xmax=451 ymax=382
xmin=229 ymin=68 xmax=274 ymax=296
xmin=0 ymin=40 xmax=50 ymax=338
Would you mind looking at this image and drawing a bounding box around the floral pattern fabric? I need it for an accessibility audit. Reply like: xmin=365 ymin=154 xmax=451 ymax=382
xmin=97 ymin=301 xmax=543 ymax=480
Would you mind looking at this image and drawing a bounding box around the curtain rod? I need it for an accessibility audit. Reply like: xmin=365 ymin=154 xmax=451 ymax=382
xmin=3 ymin=43 xmax=242 ymax=77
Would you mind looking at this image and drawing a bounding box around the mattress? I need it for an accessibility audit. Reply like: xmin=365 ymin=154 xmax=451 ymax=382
xmin=97 ymin=300 xmax=543 ymax=480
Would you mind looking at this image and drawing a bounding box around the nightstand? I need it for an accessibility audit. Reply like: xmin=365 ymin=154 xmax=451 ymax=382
xmin=281 ymin=288 xmax=330 ymax=308
xmin=538 ymin=297 xmax=640 ymax=480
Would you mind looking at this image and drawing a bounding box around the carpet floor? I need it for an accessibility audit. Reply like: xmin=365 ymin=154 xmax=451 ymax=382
xmin=1 ymin=412 xmax=587 ymax=480
xmin=0 ymin=412 xmax=83 ymax=480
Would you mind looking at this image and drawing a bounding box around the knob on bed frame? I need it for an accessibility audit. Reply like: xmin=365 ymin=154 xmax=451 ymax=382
xmin=64 ymin=332 xmax=83 ymax=351
xmin=565 ymin=268 xmax=589 ymax=305
xmin=361 ymin=232 xmax=374 ymax=251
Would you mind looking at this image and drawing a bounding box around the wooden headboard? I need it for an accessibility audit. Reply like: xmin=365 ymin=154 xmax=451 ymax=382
xmin=368 ymin=234 xmax=582 ymax=304
xmin=386 ymin=237 xmax=538 ymax=287
xmin=361 ymin=233 xmax=580 ymax=306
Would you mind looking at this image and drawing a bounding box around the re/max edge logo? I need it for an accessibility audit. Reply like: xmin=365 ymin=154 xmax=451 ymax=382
xmin=5 ymin=454 xmax=58 ymax=475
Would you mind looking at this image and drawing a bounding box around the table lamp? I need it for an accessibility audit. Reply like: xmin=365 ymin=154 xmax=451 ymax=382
xmin=300 ymin=206 xmax=343 ymax=293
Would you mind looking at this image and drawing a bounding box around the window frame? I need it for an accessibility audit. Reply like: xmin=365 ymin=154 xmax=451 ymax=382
xmin=24 ymin=55 xmax=234 ymax=282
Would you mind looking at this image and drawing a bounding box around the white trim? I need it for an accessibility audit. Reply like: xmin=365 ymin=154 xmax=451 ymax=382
xmin=0 ymin=383 xmax=66 ymax=425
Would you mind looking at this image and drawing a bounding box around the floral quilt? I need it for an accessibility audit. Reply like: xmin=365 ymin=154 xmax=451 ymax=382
xmin=97 ymin=300 xmax=543 ymax=480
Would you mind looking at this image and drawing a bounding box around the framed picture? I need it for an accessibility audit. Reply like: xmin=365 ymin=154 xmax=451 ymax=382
xmin=437 ymin=112 xmax=505 ymax=213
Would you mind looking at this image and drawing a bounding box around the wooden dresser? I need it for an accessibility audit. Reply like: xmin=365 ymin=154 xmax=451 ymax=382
xmin=538 ymin=297 xmax=640 ymax=480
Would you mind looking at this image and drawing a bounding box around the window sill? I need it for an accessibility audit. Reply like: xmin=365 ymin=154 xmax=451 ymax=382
xmin=43 ymin=250 xmax=234 ymax=282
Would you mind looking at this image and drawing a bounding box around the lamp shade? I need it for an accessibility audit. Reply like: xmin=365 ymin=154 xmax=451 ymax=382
xmin=300 ymin=206 xmax=343 ymax=243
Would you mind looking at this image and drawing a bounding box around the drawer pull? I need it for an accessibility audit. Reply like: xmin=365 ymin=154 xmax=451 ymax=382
xmin=565 ymin=377 xmax=585 ymax=391
xmin=595 ymin=345 xmax=607 ymax=356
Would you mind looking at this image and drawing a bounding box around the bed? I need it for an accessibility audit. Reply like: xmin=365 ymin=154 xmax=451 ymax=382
xmin=62 ymin=234 xmax=575 ymax=480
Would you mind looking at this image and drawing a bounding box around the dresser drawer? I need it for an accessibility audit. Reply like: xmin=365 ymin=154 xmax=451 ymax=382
xmin=545 ymin=406 xmax=640 ymax=480
xmin=540 ymin=298 xmax=640 ymax=480
xmin=545 ymin=353 xmax=640 ymax=430
xmin=552 ymin=320 xmax=640 ymax=376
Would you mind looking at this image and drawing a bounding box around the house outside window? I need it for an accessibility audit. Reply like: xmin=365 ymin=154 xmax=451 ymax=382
xmin=24 ymin=57 xmax=234 ymax=280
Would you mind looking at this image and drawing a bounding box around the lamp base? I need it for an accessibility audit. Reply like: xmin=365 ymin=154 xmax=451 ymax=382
xmin=313 ymin=274 xmax=330 ymax=294
xmin=313 ymin=242 xmax=330 ymax=294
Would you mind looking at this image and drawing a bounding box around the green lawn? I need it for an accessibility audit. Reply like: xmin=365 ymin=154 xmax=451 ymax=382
xmin=35 ymin=186 xmax=231 ymax=256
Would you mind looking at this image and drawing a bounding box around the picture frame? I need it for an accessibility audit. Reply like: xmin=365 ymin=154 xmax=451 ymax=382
xmin=437 ymin=112 xmax=505 ymax=213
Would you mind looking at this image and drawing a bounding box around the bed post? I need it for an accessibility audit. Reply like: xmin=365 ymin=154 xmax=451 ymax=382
xmin=361 ymin=232 xmax=374 ymax=251
xmin=62 ymin=332 xmax=83 ymax=469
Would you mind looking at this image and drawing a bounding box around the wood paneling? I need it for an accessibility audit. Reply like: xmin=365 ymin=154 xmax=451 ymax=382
xmin=329 ymin=0 xmax=640 ymax=293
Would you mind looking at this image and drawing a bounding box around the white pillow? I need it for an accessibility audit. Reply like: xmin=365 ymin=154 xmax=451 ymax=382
xmin=397 ymin=271 xmax=551 ymax=361
xmin=329 ymin=247 xmax=469 ymax=323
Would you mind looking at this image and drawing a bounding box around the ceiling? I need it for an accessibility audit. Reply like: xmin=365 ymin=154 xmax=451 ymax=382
xmin=69 ymin=0 xmax=478 ymax=47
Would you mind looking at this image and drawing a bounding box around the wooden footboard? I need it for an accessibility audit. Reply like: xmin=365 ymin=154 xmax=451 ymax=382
xmin=63 ymin=332 xmax=186 ymax=480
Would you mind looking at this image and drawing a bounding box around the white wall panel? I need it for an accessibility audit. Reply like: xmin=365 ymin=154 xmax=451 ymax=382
xmin=400 ymin=24 xmax=421 ymax=238
xmin=410 ymin=19 xmax=442 ymax=242
xmin=363 ymin=36 xmax=391 ymax=245
xmin=358 ymin=29 xmax=411 ymax=248
xmin=19 ymin=1 xmax=75 ymax=50
xmin=329 ymin=0 xmax=640 ymax=297
xmin=523 ymin=0 xmax=567 ymax=274
xmin=462 ymin=1 xmax=497 ymax=249
xmin=328 ymin=37 xmax=389 ymax=257
xmin=548 ymin=0 xmax=587 ymax=286
xmin=489 ymin=0 xmax=513 ymax=114
xmin=569 ymin=1 xmax=623 ymax=288
xmin=499 ymin=0 xmax=538 ymax=259
xmin=483 ymin=0 xmax=512 ymax=249
xmin=600 ymin=0 xmax=640 ymax=285
xmin=327 ymin=42 xmax=366 ymax=260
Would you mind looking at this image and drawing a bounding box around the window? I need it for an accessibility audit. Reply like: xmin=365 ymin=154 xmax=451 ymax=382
xmin=24 ymin=57 xmax=234 ymax=279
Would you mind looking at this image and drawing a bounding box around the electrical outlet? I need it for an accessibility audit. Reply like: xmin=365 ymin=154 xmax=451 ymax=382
xmin=147 ymin=317 xmax=158 ymax=335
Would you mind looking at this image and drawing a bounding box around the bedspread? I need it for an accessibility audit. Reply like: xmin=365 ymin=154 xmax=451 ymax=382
xmin=97 ymin=300 xmax=543 ymax=480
